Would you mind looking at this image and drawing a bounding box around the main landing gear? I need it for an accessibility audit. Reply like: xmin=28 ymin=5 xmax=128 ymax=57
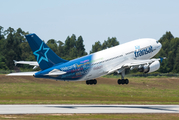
xmin=117 ymin=79 xmax=129 ymax=84
xmin=117 ymin=69 xmax=129 ymax=85
xmin=86 ymin=79 xmax=97 ymax=85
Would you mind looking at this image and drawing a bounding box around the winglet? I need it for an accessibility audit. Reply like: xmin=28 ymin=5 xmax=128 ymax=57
xmin=13 ymin=60 xmax=17 ymax=66
xmin=159 ymin=57 xmax=166 ymax=63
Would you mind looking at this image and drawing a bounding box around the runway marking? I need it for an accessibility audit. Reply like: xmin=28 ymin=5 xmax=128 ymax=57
xmin=0 ymin=105 xmax=179 ymax=114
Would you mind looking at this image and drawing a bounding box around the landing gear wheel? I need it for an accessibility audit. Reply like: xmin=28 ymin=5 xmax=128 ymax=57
xmin=86 ymin=80 xmax=89 ymax=85
xmin=121 ymin=79 xmax=125 ymax=85
xmin=118 ymin=79 xmax=129 ymax=85
xmin=86 ymin=79 xmax=97 ymax=85
xmin=117 ymin=79 xmax=121 ymax=84
xmin=90 ymin=80 xmax=93 ymax=85
xmin=125 ymin=79 xmax=129 ymax=84
xmin=94 ymin=79 xmax=97 ymax=85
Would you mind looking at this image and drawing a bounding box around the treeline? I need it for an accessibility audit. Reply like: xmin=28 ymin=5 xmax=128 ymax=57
xmin=0 ymin=26 xmax=179 ymax=73
xmin=0 ymin=26 xmax=119 ymax=70
xmin=155 ymin=31 xmax=179 ymax=73
xmin=90 ymin=37 xmax=119 ymax=54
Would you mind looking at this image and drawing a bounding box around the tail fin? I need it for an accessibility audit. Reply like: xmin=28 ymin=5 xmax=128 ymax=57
xmin=25 ymin=33 xmax=68 ymax=70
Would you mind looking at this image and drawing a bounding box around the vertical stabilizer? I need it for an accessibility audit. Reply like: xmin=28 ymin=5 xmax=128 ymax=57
xmin=25 ymin=33 xmax=68 ymax=70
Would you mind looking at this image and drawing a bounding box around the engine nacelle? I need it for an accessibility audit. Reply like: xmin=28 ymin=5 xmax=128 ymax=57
xmin=138 ymin=61 xmax=160 ymax=73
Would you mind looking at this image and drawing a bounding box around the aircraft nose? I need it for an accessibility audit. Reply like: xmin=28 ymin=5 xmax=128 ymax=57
xmin=156 ymin=40 xmax=162 ymax=49
xmin=158 ymin=42 xmax=162 ymax=49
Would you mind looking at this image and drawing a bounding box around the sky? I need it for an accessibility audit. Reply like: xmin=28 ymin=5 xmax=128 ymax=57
xmin=1 ymin=0 xmax=179 ymax=53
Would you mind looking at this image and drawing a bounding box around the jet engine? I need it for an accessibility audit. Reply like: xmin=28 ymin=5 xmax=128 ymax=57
xmin=138 ymin=61 xmax=160 ymax=73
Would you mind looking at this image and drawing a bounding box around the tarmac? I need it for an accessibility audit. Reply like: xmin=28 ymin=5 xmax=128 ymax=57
xmin=0 ymin=105 xmax=179 ymax=114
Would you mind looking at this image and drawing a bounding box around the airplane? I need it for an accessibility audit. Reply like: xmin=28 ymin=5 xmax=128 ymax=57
xmin=7 ymin=33 xmax=164 ymax=85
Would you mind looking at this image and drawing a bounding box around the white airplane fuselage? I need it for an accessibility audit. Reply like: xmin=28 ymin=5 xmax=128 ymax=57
xmin=34 ymin=38 xmax=162 ymax=81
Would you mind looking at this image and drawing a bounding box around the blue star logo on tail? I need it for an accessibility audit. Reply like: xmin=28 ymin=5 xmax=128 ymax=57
xmin=33 ymin=42 xmax=50 ymax=64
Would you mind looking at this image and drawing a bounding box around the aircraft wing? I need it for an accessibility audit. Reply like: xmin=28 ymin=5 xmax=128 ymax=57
xmin=123 ymin=58 xmax=161 ymax=67
xmin=6 ymin=71 xmax=38 ymax=76
xmin=14 ymin=60 xmax=39 ymax=69
xmin=108 ymin=57 xmax=166 ymax=74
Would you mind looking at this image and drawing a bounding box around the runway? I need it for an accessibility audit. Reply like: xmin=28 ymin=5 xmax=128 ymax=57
xmin=1 ymin=105 xmax=179 ymax=114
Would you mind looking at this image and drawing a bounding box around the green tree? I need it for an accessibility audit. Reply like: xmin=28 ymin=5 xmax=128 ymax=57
xmin=173 ymin=45 xmax=179 ymax=72
xmin=76 ymin=36 xmax=87 ymax=57
xmin=0 ymin=26 xmax=5 ymax=54
xmin=63 ymin=34 xmax=86 ymax=60
xmin=0 ymin=26 xmax=4 ymax=40
xmin=101 ymin=40 xmax=108 ymax=50
xmin=0 ymin=55 xmax=8 ymax=70
xmin=90 ymin=41 xmax=102 ymax=54
xmin=57 ymin=40 xmax=65 ymax=58
xmin=159 ymin=31 xmax=174 ymax=44
xmin=69 ymin=47 xmax=77 ymax=59
xmin=106 ymin=37 xmax=119 ymax=48
xmin=3 ymin=27 xmax=16 ymax=69
xmin=156 ymin=31 xmax=178 ymax=73
xmin=64 ymin=36 xmax=71 ymax=57
xmin=46 ymin=39 xmax=58 ymax=54
xmin=90 ymin=37 xmax=119 ymax=53
xmin=0 ymin=26 xmax=7 ymax=69
xmin=69 ymin=34 xmax=77 ymax=59
xmin=2 ymin=27 xmax=33 ymax=69
xmin=69 ymin=34 xmax=76 ymax=48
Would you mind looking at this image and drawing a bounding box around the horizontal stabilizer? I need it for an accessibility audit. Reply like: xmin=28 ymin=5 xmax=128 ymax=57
xmin=13 ymin=60 xmax=39 ymax=66
xmin=6 ymin=71 xmax=38 ymax=76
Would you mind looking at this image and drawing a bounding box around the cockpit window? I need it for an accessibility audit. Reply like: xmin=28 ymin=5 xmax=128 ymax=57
xmin=156 ymin=41 xmax=159 ymax=44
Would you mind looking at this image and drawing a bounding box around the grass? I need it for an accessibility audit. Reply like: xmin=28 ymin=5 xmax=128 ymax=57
xmin=0 ymin=114 xmax=179 ymax=120
xmin=1 ymin=75 xmax=179 ymax=119
xmin=0 ymin=75 xmax=179 ymax=104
